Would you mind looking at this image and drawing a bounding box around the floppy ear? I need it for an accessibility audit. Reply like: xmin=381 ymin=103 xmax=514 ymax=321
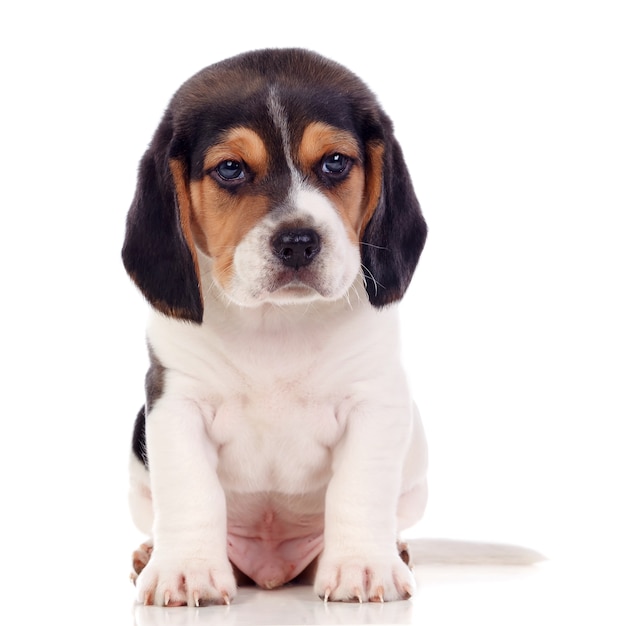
xmin=360 ymin=126 xmax=427 ymax=307
xmin=122 ymin=113 xmax=203 ymax=323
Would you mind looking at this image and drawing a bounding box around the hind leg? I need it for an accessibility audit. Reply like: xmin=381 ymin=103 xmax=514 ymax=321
xmin=129 ymin=452 xmax=154 ymax=582
xmin=131 ymin=541 xmax=153 ymax=582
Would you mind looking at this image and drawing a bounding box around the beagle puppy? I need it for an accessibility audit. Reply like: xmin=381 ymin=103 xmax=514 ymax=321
xmin=122 ymin=48 xmax=428 ymax=606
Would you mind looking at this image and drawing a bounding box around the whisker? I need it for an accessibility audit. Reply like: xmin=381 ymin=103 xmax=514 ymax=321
xmin=343 ymin=291 xmax=354 ymax=311
xmin=360 ymin=263 xmax=384 ymax=296
xmin=360 ymin=241 xmax=389 ymax=251
xmin=348 ymin=283 xmax=362 ymax=307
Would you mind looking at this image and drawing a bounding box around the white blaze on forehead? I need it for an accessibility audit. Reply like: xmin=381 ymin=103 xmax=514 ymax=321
xmin=266 ymin=89 xmax=302 ymax=191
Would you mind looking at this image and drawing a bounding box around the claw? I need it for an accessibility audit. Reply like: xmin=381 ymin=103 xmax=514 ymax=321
xmin=164 ymin=591 xmax=170 ymax=607
xmin=143 ymin=591 xmax=153 ymax=607
xmin=375 ymin=586 xmax=385 ymax=603
xmin=222 ymin=592 xmax=231 ymax=606
xmin=193 ymin=591 xmax=200 ymax=608
xmin=323 ymin=588 xmax=330 ymax=603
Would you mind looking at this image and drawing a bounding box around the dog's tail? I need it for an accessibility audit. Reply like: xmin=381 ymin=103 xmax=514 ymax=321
xmin=406 ymin=538 xmax=546 ymax=566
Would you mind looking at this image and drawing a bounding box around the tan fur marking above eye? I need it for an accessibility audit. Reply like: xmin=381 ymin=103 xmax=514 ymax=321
xmin=189 ymin=128 xmax=271 ymax=288
xmin=298 ymin=122 xmax=367 ymax=243
xmin=202 ymin=127 xmax=268 ymax=178
xmin=299 ymin=122 xmax=361 ymax=167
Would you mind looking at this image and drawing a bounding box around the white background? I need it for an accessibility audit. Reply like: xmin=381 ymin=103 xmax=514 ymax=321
xmin=1 ymin=1 xmax=624 ymax=623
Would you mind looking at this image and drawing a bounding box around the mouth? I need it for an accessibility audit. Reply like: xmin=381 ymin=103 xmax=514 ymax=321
xmin=268 ymin=275 xmax=322 ymax=298
xmin=259 ymin=265 xmax=337 ymax=303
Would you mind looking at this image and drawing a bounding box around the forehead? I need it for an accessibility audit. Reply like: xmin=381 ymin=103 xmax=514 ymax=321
xmin=169 ymin=50 xmax=379 ymax=177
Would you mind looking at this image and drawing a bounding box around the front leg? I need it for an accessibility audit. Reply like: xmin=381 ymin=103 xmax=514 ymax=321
xmin=315 ymin=400 xmax=416 ymax=602
xmin=136 ymin=397 xmax=236 ymax=606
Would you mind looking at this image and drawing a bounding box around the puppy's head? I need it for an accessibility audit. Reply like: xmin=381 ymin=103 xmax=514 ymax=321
xmin=122 ymin=49 xmax=426 ymax=322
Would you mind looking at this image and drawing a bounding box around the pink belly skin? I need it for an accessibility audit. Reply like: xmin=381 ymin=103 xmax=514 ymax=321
xmin=227 ymin=508 xmax=324 ymax=589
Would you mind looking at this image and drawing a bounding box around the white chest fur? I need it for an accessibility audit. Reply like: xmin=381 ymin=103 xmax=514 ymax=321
xmin=146 ymin=289 xmax=408 ymax=497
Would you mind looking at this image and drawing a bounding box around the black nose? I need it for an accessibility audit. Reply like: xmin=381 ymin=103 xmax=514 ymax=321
xmin=271 ymin=228 xmax=321 ymax=269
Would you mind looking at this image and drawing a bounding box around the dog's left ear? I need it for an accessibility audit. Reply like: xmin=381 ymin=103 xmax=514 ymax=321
xmin=360 ymin=121 xmax=427 ymax=307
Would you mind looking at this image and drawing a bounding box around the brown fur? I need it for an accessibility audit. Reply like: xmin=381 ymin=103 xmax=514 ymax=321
xmin=189 ymin=128 xmax=271 ymax=288
xmin=298 ymin=122 xmax=368 ymax=243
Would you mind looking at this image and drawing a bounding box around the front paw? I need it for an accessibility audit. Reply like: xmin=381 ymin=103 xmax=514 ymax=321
xmin=136 ymin=555 xmax=237 ymax=607
xmin=314 ymin=552 xmax=415 ymax=602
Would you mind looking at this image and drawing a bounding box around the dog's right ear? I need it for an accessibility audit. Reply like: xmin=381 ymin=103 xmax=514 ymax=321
xmin=122 ymin=112 xmax=203 ymax=323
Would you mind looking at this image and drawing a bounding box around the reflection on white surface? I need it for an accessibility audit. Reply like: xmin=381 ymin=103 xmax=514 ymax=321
xmin=127 ymin=539 xmax=547 ymax=625
xmin=134 ymin=585 xmax=415 ymax=625
xmin=128 ymin=559 xmax=625 ymax=626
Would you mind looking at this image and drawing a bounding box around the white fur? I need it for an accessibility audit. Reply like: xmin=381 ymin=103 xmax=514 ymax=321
xmin=220 ymin=186 xmax=362 ymax=307
xmin=130 ymin=153 xmax=428 ymax=607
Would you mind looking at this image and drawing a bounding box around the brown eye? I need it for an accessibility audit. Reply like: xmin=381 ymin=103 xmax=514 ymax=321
xmin=216 ymin=159 xmax=245 ymax=181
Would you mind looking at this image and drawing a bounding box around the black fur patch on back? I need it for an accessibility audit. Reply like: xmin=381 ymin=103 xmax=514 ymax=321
xmin=131 ymin=406 xmax=148 ymax=468
xmin=131 ymin=348 xmax=166 ymax=469
xmin=145 ymin=346 xmax=165 ymax=411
